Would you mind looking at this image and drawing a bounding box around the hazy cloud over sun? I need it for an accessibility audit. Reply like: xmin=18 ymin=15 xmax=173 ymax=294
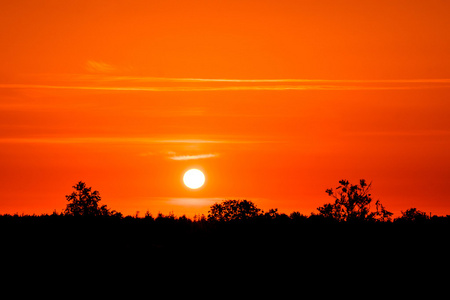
xmin=168 ymin=153 xmax=218 ymax=161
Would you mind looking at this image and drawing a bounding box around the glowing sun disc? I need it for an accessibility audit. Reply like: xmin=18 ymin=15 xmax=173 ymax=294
xmin=183 ymin=169 xmax=205 ymax=189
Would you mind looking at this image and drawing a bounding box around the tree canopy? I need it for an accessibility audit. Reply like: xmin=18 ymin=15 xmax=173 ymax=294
xmin=399 ymin=208 xmax=429 ymax=222
xmin=64 ymin=181 xmax=120 ymax=217
xmin=208 ymin=199 xmax=262 ymax=221
xmin=59 ymin=179 xmax=442 ymax=224
xmin=317 ymin=179 xmax=393 ymax=222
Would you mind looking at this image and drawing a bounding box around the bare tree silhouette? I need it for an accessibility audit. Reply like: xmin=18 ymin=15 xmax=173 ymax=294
xmin=317 ymin=179 xmax=392 ymax=222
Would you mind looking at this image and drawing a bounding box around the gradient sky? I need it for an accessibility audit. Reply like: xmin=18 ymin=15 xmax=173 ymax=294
xmin=1 ymin=0 xmax=450 ymax=217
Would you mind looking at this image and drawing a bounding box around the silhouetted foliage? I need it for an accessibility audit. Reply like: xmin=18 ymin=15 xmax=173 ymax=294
xmin=317 ymin=179 xmax=393 ymax=222
xmin=5 ymin=178 xmax=450 ymax=276
xmin=208 ymin=199 xmax=262 ymax=221
xmin=64 ymin=181 xmax=121 ymax=217
xmin=397 ymin=208 xmax=429 ymax=222
xmin=289 ymin=211 xmax=308 ymax=222
xmin=144 ymin=210 xmax=154 ymax=221
xmin=2 ymin=200 xmax=450 ymax=271
xmin=263 ymin=208 xmax=280 ymax=219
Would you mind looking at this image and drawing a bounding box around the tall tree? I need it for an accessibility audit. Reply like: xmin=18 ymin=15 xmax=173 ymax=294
xmin=64 ymin=181 xmax=119 ymax=217
xmin=317 ymin=179 xmax=392 ymax=222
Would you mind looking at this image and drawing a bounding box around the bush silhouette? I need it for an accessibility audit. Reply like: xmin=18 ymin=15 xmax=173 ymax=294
xmin=398 ymin=208 xmax=429 ymax=222
xmin=64 ymin=181 xmax=121 ymax=217
xmin=317 ymin=179 xmax=392 ymax=222
xmin=208 ymin=199 xmax=261 ymax=221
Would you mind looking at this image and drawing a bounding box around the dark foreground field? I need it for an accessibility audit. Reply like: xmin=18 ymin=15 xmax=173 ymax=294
xmin=2 ymin=214 xmax=450 ymax=294
xmin=2 ymin=214 xmax=449 ymax=265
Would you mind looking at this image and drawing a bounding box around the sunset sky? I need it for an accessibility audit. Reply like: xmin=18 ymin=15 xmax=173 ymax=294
xmin=1 ymin=0 xmax=450 ymax=217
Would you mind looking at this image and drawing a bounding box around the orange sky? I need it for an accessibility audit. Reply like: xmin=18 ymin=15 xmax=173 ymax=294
xmin=1 ymin=0 xmax=450 ymax=217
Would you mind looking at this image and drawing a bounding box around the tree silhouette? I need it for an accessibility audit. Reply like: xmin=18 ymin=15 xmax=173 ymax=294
xmin=64 ymin=181 xmax=120 ymax=217
xmin=398 ymin=208 xmax=429 ymax=222
xmin=317 ymin=179 xmax=392 ymax=222
xmin=208 ymin=199 xmax=261 ymax=221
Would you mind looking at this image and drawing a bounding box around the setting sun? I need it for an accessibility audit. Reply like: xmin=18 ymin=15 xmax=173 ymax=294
xmin=183 ymin=169 xmax=206 ymax=190
xmin=2 ymin=0 xmax=450 ymax=271
xmin=1 ymin=0 xmax=450 ymax=217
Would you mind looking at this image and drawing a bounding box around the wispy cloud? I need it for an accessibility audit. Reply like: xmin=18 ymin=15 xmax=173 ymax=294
xmin=344 ymin=130 xmax=450 ymax=137
xmin=85 ymin=60 xmax=116 ymax=73
xmin=2 ymin=83 xmax=450 ymax=92
xmin=34 ymin=75 xmax=450 ymax=84
xmin=0 ymin=137 xmax=267 ymax=145
xmin=168 ymin=153 xmax=218 ymax=161
xmin=2 ymin=77 xmax=450 ymax=92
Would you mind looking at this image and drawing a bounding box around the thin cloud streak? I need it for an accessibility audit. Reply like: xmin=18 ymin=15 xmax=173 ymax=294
xmin=169 ymin=153 xmax=218 ymax=161
xmin=2 ymin=83 xmax=450 ymax=92
xmin=0 ymin=137 xmax=268 ymax=144
xmin=344 ymin=130 xmax=450 ymax=137
xmin=34 ymin=74 xmax=450 ymax=84
xmin=120 ymin=77 xmax=450 ymax=84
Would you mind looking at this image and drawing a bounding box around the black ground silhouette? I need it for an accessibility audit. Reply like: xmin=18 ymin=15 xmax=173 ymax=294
xmin=2 ymin=180 xmax=450 ymax=273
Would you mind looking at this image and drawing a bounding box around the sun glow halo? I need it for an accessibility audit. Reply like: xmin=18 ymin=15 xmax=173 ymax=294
xmin=183 ymin=169 xmax=205 ymax=189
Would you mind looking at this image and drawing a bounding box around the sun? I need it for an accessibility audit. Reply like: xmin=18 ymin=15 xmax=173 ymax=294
xmin=183 ymin=169 xmax=205 ymax=189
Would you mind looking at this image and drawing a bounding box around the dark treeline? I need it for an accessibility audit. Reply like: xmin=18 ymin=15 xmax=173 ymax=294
xmin=2 ymin=179 xmax=450 ymax=266
xmin=2 ymin=205 xmax=450 ymax=270
xmin=54 ymin=179 xmax=450 ymax=222
xmin=2 ymin=179 xmax=448 ymax=223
